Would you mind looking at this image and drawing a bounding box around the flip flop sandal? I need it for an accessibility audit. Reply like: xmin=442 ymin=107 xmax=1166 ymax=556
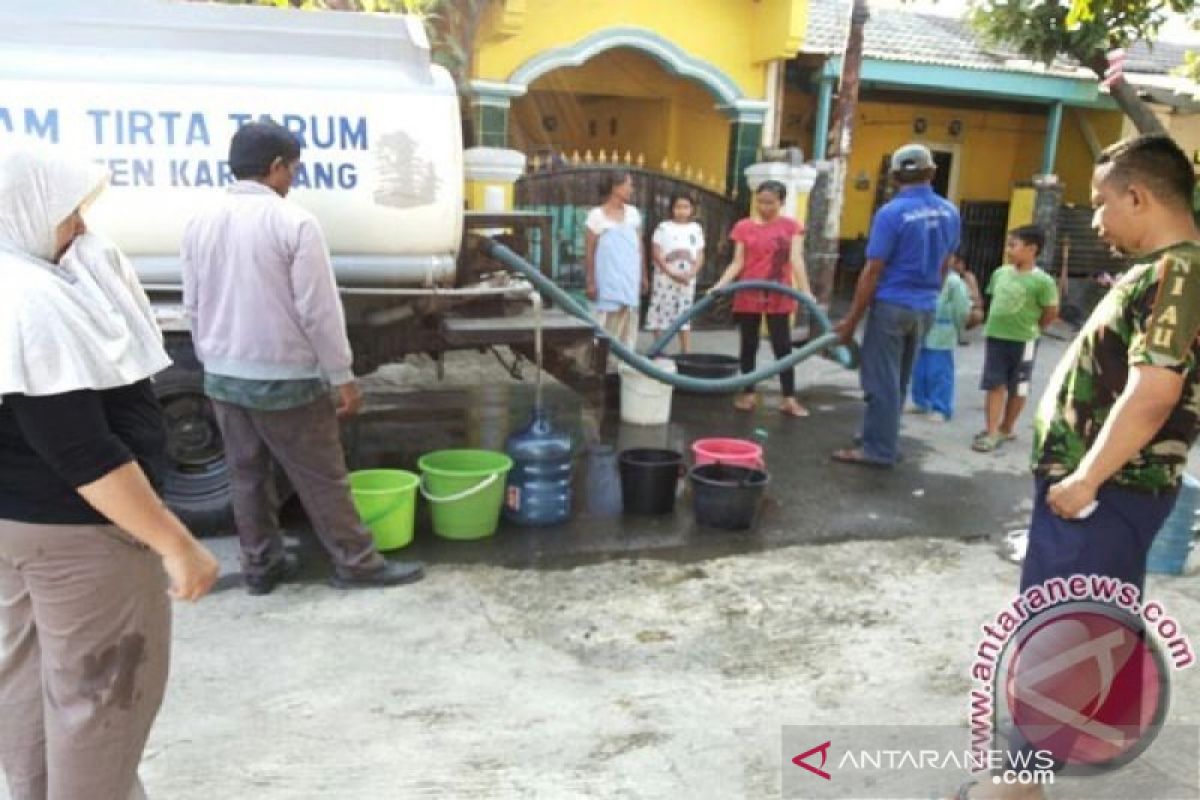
xmin=830 ymin=447 xmax=892 ymax=468
xmin=972 ymin=433 xmax=1001 ymax=452
xmin=846 ymin=436 xmax=905 ymax=461
xmin=733 ymin=394 xmax=759 ymax=412
xmin=780 ymin=402 xmax=810 ymax=418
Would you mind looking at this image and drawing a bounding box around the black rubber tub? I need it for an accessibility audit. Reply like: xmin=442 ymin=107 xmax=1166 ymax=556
xmin=689 ymin=463 xmax=769 ymax=530
xmin=671 ymin=353 xmax=740 ymax=394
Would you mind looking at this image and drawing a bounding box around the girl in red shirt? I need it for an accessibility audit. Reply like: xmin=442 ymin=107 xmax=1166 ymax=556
xmin=713 ymin=180 xmax=812 ymax=417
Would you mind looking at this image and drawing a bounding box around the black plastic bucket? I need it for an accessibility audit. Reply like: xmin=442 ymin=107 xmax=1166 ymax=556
xmin=671 ymin=353 xmax=740 ymax=394
xmin=619 ymin=448 xmax=684 ymax=515
xmin=672 ymin=353 xmax=740 ymax=380
xmin=689 ymin=463 xmax=769 ymax=530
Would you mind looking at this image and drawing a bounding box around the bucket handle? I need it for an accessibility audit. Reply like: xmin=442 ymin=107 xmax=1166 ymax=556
xmin=712 ymin=457 xmax=766 ymax=471
xmin=360 ymin=494 xmax=409 ymax=528
xmin=420 ymin=472 xmax=501 ymax=504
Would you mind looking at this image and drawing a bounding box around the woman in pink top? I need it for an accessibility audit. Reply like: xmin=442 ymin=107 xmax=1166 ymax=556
xmin=713 ymin=181 xmax=812 ymax=417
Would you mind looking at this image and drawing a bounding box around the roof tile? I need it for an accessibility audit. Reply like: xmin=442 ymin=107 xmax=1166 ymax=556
xmin=803 ymin=0 xmax=1188 ymax=78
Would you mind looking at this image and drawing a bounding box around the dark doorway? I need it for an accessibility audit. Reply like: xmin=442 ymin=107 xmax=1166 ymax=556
xmin=931 ymin=150 xmax=952 ymax=198
xmin=873 ymin=148 xmax=955 ymax=210
xmin=960 ymin=201 xmax=1010 ymax=288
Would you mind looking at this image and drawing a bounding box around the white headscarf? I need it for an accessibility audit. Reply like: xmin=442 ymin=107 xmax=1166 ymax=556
xmin=0 ymin=148 xmax=171 ymax=397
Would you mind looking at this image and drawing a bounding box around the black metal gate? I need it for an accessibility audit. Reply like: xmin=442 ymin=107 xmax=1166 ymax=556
xmin=515 ymin=165 xmax=739 ymax=293
xmin=1051 ymin=207 xmax=1125 ymax=276
xmin=959 ymin=201 xmax=1010 ymax=288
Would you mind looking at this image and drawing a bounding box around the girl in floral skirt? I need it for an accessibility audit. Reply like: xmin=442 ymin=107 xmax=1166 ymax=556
xmin=645 ymin=194 xmax=705 ymax=353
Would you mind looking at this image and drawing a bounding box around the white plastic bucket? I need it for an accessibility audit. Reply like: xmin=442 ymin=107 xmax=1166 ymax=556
xmin=618 ymin=358 xmax=676 ymax=426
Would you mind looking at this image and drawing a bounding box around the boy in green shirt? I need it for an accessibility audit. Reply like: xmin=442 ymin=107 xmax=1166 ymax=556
xmin=971 ymin=226 xmax=1059 ymax=452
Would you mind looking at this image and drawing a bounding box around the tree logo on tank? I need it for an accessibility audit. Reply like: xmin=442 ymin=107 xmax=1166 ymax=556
xmin=374 ymin=130 xmax=440 ymax=208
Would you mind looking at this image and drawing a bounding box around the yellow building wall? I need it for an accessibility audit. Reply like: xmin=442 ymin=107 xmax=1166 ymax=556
xmin=475 ymin=0 xmax=809 ymax=99
xmin=1056 ymin=109 xmax=1125 ymax=206
xmin=1006 ymin=186 xmax=1036 ymax=229
xmin=586 ymin=98 xmax=668 ymax=163
xmin=509 ymin=48 xmax=730 ymax=185
xmin=513 ymin=94 xmax=671 ymax=166
xmin=779 ymin=85 xmax=816 ymax=151
xmin=837 ymin=103 xmax=1040 ymax=237
xmin=1013 ymin=126 xmax=1045 ymax=193
xmin=1123 ymin=107 xmax=1200 ymax=159
xmin=666 ymin=77 xmax=733 ymax=185
xmin=824 ymin=100 xmax=1126 ymax=238
xmin=465 ymin=180 xmax=515 ymax=211
xmin=1166 ymin=112 xmax=1200 ymax=157
xmin=751 ymin=0 xmax=809 ymax=67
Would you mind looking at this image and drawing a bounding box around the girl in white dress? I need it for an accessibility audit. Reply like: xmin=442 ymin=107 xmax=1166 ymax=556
xmin=646 ymin=194 xmax=705 ymax=353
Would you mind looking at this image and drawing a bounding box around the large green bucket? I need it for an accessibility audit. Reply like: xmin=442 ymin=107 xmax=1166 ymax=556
xmin=418 ymin=449 xmax=513 ymax=540
xmin=349 ymin=469 xmax=419 ymax=551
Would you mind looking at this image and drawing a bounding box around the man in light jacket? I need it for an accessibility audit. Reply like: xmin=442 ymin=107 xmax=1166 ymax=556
xmin=182 ymin=121 xmax=423 ymax=594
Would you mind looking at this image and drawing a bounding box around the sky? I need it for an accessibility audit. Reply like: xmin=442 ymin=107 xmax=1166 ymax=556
xmin=869 ymin=0 xmax=1199 ymax=44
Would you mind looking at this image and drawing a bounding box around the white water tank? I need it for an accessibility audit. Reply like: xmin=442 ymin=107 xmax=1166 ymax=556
xmin=0 ymin=0 xmax=464 ymax=286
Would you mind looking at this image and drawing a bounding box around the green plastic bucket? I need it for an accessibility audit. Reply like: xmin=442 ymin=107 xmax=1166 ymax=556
xmin=418 ymin=449 xmax=513 ymax=540
xmin=349 ymin=469 xmax=419 ymax=551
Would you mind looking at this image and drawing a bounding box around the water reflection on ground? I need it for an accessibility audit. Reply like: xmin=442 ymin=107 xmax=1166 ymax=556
xmin=321 ymin=379 xmax=1023 ymax=570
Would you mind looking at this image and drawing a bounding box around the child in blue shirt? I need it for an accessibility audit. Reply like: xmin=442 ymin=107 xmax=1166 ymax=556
xmin=909 ymin=253 xmax=975 ymax=421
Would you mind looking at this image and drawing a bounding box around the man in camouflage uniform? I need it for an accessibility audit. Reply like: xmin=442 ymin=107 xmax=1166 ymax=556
xmin=961 ymin=136 xmax=1200 ymax=800
xmin=1024 ymin=135 xmax=1200 ymax=594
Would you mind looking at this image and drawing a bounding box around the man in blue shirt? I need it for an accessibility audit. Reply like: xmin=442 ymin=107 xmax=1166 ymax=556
xmin=832 ymin=144 xmax=961 ymax=466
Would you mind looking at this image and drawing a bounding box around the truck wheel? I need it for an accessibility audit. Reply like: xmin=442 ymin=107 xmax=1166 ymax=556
xmin=157 ymin=339 xmax=233 ymax=536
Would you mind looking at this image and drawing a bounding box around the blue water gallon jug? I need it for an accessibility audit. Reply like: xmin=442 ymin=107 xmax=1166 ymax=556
xmin=583 ymin=443 xmax=622 ymax=517
xmin=503 ymin=407 xmax=573 ymax=526
xmin=1147 ymin=473 xmax=1200 ymax=575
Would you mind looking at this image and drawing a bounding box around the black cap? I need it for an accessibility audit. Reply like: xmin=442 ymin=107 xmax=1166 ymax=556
xmin=229 ymin=121 xmax=302 ymax=179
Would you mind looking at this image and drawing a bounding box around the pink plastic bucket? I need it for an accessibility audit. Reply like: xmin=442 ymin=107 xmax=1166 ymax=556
xmin=691 ymin=438 xmax=764 ymax=470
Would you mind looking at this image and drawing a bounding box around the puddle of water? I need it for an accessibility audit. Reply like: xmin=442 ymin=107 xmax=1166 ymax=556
xmin=293 ymin=382 xmax=1030 ymax=570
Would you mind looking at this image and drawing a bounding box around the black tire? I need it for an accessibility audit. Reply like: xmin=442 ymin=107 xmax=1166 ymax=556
xmin=156 ymin=336 xmax=233 ymax=536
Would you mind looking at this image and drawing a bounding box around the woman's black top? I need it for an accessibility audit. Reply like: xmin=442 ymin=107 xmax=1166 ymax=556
xmin=0 ymin=380 xmax=167 ymax=525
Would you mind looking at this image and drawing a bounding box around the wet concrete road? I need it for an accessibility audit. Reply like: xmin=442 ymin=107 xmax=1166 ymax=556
xmin=275 ymin=328 xmax=1055 ymax=573
xmin=107 ymin=328 xmax=1200 ymax=800
xmin=328 ymin=383 xmax=1024 ymax=571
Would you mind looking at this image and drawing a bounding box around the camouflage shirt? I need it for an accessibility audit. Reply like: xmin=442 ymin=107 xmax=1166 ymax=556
xmin=1033 ymin=242 xmax=1200 ymax=492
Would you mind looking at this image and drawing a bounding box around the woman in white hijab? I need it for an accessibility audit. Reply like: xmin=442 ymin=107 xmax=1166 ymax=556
xmin=0 ymin=148 xmax=218 ymax=800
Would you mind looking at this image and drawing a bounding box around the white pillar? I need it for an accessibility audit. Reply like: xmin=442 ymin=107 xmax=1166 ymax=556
xmin=744 ymin=161 xmax=819 ymax=221
xmin=463 ymin=146 xmax=527 ymax=211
